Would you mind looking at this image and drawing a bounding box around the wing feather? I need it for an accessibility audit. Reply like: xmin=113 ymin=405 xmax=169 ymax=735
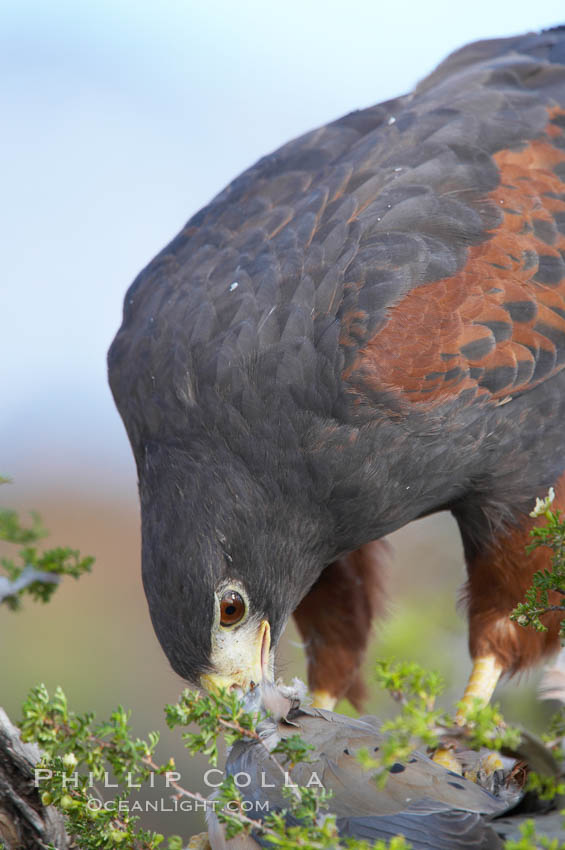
xmin=108 ymin=28 xmax=565 ymax=445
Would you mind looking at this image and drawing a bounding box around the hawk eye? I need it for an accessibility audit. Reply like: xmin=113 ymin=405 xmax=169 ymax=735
xmin=220 ymin=590 xmax=245 ymax=626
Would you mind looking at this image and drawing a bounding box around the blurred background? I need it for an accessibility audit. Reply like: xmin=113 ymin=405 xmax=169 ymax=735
xmin=2 ymin=0 xmax=564 ymax=839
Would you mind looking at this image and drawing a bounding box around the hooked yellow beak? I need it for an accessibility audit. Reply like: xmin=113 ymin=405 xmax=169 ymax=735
xmin=200 ymin=619 xmax=271 ymax=695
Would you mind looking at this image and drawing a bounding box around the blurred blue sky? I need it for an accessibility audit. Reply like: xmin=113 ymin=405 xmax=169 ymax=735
xmin=3 ymin=0 xmax=565 ymax=495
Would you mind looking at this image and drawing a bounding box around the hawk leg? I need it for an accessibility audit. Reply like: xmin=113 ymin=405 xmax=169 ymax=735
xmin=293 ymin=540 xmax=389 ymax=710
xmin=454 ymin=473 xmax=565 ymax=721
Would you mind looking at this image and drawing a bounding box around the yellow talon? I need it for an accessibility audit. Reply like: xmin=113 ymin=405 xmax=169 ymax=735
xmin=455 ymin=654 xmax=503 ymax=725
xmin=311 ymin=690 xmax=337 ymax=710
xmin=465 ymin=752 xmax=504 ymax=784
xmin=187 ymin=832 xmax=211 ymax=850
xmin=481 ymin=752 xmax=504 ymax=772
xmin=432 ymin=747 xmax=463 ymax=774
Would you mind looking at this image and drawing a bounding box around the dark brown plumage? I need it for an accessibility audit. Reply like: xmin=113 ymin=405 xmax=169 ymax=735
xmin=108 ymin=27 xmax=565 ymax=710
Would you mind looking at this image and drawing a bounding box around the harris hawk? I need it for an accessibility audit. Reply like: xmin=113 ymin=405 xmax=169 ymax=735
xmin=108 ymin=27 xmax=565 ymax=714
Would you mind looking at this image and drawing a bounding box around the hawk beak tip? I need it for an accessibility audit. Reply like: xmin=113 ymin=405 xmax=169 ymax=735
xmin=260 ymin=619 xmax=271 ymax=680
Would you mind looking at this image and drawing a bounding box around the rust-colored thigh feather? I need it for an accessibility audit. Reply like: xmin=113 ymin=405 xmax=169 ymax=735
xmin=293 ymin=540 xmax=389 ymax=709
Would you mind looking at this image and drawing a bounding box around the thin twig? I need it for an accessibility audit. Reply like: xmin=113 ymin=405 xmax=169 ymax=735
xmin=140 ymin=753 xmax=282 ymax=840
xmin=219 ymin=716 xmax=301 ymax=801
xmin=0 ymin=565 xmax=60 ymax=602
